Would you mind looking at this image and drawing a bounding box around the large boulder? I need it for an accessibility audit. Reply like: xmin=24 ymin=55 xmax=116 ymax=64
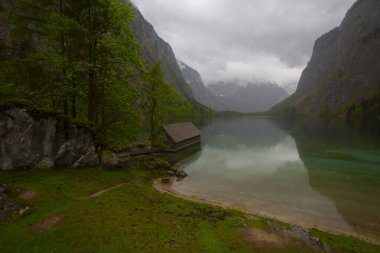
xmin=0 ymin=103 xmax=100 ymax=170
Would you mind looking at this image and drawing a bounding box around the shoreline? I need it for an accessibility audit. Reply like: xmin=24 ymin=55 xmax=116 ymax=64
xmin=153 ymin=178 xmax=380 ymax=246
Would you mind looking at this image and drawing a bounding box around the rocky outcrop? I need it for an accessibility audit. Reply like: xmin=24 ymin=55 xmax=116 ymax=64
xmin=272 ymin=0 xmax=380 ymax=120
xmin=130 ymin=3 xmax=193 ymax=98
xmin=0 ymin=103 xmax=100 ymax=170
xmin=178 ymin=61 xmax=227 ymax=111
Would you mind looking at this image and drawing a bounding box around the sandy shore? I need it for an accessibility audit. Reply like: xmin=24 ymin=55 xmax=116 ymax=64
xmin=153 ymin=177 xmax=380 ymax=246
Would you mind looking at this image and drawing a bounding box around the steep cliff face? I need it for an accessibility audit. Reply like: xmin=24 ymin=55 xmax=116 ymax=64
xmin=272 ymin=0 xmax=380 ymax=119
xmin=130 ymin=4 xmax=193 ymax=98
xmin=0 ymin=103 xmax=100 ymax=170
xmin=178 ymin=61 xmax=227 ymax=111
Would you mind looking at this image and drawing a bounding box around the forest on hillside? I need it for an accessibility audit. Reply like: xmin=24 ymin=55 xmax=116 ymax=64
xmin=0 ymin=0 xmax=211 ymax=147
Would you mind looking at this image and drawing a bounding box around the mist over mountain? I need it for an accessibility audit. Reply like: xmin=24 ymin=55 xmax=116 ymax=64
xmin=207 ymin=82 xmax=243 ymax=97
xmin=178 ymin=61 xmax=227 ymax=111
xmin=272 ymin=0 xmax=380 ymax=122
xmin=178 ymin=61 xmax=289 ymax=113
xmin=209 ymin=82 xmax=289 ymax=113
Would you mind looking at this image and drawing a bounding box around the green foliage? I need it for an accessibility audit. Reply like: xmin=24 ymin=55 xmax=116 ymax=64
xmin=1 ymin=0 xmax=209 ymax=145
xmin=1 ymin=0 xmax=144 ymax=141
xmin=346 ymin=93 xmax=380 ymax=128
xmin=143 ymin=63 xmax=192 ymax=142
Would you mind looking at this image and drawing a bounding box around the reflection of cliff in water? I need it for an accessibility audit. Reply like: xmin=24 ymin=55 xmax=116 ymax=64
xmin=174 ymin=116 xmax=353 ymax=236
xmin=279 ymin=118 xmax=380 ymax=242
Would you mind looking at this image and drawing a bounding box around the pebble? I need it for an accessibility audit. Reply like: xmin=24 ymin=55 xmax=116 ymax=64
xmin=161 ymin=177 xmax=170 ymax=184
xmin=176 ymin=170 xmax=188 ymax=178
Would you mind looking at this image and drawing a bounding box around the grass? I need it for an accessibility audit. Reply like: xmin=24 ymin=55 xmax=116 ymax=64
xmin=310 ymin=229 xmax=380 ymax=253
xmin=0 ymin=163 xmax=379 ymax=253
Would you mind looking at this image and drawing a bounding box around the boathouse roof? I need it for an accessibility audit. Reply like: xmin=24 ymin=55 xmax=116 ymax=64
xmin=163 ymin=122 xmax=201 ymax=144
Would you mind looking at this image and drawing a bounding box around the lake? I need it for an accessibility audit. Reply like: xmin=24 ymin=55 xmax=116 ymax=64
xmin=170 ymin=116 xmax=380 ymax=244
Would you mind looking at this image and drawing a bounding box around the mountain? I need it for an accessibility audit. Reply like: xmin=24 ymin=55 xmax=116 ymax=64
xmin=272 ymin=0 xmax=380 ymax=122
xmin=209 ymin=82 xmax=289 ymax=113
xmin=130 ymin=3 xmax=193 ymax=98
xmin=208 ymin=82 xmax=242 ymax=97
xmin=129 ymin=4 xmax=288 ymax=114
xmin=177 ymin=62 xmax=289 ymax=113
xmin=177 ymin=61 xmax=227 ymax=111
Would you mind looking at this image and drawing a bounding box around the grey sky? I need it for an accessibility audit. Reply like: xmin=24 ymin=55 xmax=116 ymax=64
xmin=132 ymin=0 xmax=356 ymax=88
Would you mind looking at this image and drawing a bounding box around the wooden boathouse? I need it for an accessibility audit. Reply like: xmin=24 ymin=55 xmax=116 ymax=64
xmin=163 ymin=122 xmax=201 ymax=152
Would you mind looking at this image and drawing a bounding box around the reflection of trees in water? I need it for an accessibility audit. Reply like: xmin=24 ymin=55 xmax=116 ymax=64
xmin=279 ymin=118 xmax=380 ymax=241
xmin=201 ymin=116 xmax=287 ymax=149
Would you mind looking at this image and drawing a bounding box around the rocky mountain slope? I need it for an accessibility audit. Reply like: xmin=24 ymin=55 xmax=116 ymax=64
xmin=178 ymin=61 xmax=227 ymax=111
xmin=209 ymin=82 xmax=289 ymax=113
xmin=130 ymin=3 xmax=193 ymax=98
xmin=272 ymin=0 xmax=380 ymax=121
xmin=177 ymin=62 xmax=288 ymax=113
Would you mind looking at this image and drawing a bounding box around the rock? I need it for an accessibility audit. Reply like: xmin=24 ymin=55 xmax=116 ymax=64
xmin=19 ymin=206 xmax=30 ymax=215
xmin=157 ymin=160 xmax=171 ymax=170
xmin=0 ymin=103 xmax=100 ymax=170
xmin=167 ymin=168 xmax=177 ymax=176
xmin=161 ymin=177 xmax=170 ymax=184
xmin=176 ymin=170 xmax=188 ymax=178
xmin=0 ymin=192 xmax=25 ymax=221
xmin=246 ymin=215 xmax=261 ymax=221
xmin=102 ymin=155 xmax=121 ymax=169
xmin=288 ymin=225 xmax=332 ymax=252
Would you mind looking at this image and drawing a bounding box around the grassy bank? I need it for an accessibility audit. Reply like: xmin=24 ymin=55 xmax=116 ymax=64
xmin=0 ymin=162 xmax=379 ymax=253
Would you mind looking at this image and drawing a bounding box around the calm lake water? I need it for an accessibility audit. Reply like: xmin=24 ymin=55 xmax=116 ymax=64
xmin=171 ymin=116 xmax=380 ymax=243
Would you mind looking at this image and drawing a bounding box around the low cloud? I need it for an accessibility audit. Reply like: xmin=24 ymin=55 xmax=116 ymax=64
xmin=133 ymin=0 xmax=355 ymax=87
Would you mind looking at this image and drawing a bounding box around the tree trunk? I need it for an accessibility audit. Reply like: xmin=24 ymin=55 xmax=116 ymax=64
xmin=59 ymin=0 xmax=68 ymax=116
xmin=71 ymin=85 xmax=76 ymax=119
xmin=150 ymin=99 xmax=157 ymax=141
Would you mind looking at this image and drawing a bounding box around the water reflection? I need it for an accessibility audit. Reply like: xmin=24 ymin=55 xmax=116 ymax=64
xmin=171 ymin=116 xmax=380 ymax=243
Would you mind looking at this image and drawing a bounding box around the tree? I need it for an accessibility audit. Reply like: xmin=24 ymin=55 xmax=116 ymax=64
xmin=144 ymin=63 xmax=192 ymax=142
xmin=5 ymin=0 xmax=82 ymax=112
xmin=145 ymin=63 xmax=164 ymax=141
xmin=5 ymin=0 xmax=143 ymax=130
xmin=2 ymin=0 xmax=201 ymax=146
xmin=66 ymin=0 xmax=143 ymax=127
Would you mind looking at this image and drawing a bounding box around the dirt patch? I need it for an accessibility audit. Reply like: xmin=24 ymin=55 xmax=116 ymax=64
xmin=19 ymin=190 xmax=37 ymax=200
xmin=29 ymin=214 xmax=64 ymax=234
xmin=242 ymin=227 xmax=288 ymax=249
xmin=241 ymin=227 xmax=316 ymax=251
xmin=90 ymin=184 xmax=123 ymax=198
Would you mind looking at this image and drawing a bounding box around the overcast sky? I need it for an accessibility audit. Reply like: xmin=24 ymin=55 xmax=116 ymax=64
xmin=132 ymin=0 xmax=356 ymax=89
